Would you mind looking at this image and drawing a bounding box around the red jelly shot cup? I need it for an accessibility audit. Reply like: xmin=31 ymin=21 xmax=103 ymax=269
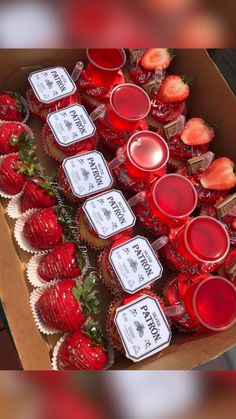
xmin=86 ymin=48 xmax=126 ymax=84
xmin=129 ymin=173 xmax=197 ymax=233
xmin=110 ymin=130 xmax=169 ymax=192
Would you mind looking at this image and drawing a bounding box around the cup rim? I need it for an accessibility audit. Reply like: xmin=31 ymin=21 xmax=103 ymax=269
xmin=126 ymin=130 xmax=169 ymax=172
xmin=192 ymin=276 xmax=236 ymax=331
xmin=183 ymin=216 xmax=230 ymax=264
xmin=110 ymin=83 xmax=151 ymax=121
xmin=152 ymin=173 xmax=198 ymax=218
xmin=86 ymin=48 xmax=126 ymax=72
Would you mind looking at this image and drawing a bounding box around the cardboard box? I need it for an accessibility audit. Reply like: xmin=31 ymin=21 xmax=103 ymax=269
xmin=0 ymin=49 xmax=236 ymax=370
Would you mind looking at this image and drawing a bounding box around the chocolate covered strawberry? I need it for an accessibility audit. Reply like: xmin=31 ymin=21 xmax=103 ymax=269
xmin=36 ymin=274 xmax=99 ymax=332
xmin=0 ymin=92 xmax=26 ymax=122
xmin=0 ymin=122 xmax=32 ymax=155
xmin=57 ymin=322 xmax=108 ymax=370
xmin=23 ymin=207 xmax=64 ymax=250
xmin=0 ymin=137 xmax=40 ymax=195
xmin=20 ymin=177 xmax=57 ymax=213
xmin=168 ymin=118 xmax=215 ymax=162
xmin=37 ymin=242 xmax=83 ymax=282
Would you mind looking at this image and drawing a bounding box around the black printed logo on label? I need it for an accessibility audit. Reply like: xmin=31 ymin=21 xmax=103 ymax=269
xmin=47 ymin=104 xmax=96 ymax=146
xmin=62 ymin=151 xmax=113 ymax=198
xmin=83 ymin=190 xmax=136 ymax=239
xmin=109 ymin=236 xmax=163 ymax=293
xmin=114 ymin=296 xmax=171 ymax=362
xmin=28 ymin=66 xmax=76 ymax=104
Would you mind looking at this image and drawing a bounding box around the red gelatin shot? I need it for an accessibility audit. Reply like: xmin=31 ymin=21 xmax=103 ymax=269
xmin=162 ymin=216 xmax=230 ymax=274
xmin=78 ymin=48 xmax=126 ymax=112
xmin=165 ymin=275 xmax=236 ymax=333
xmin=129 ymin=174 xmax=197 ymax=236
xmin=110 ymin=130 xmax=169 ymax=192
xmin=95 ymin=83 xmax=150 ymax=150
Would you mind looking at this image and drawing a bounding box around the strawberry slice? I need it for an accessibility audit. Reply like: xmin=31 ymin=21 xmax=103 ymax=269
xmin=57 ymin=325 xmax=108 ymax=370
xmin=181 ymin=118 xmax=215 ymax=145
xmin=141 ymin=48 xmax=173 ymax=71
xmin=37 ymin=242 xmax=82 ymax=282
xmin=200 ymin=157 xmax=236 ymax=191
xmin=158 ymin=75 xmax=190 ymax=103
xmin=36 ymin=274 xmax=99 ymax=332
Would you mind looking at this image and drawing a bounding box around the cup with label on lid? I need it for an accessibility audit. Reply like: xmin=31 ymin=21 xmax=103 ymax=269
xmin=58 ymin=150 xmax=114 ymax=204
xmin=99 ymin=234 xmax=168 ymax=294
xmin=75 ymin=189 xmax=136 ymax=250
xmin=27 ymin=64 xmax=82 ymax=122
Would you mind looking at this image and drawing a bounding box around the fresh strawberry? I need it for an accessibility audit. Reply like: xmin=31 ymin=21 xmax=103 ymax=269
xmin=200 ymin=157 xmax=236 ymax=190
xmin=158 ymin=75 xmax=190 ymax=103
xmin=141 ymin=48 xmax=173 ymax=71
xmin=57 ymin=321 xmax=108 ymax=370
xmin=181 ymin=118 xmax=215 ymax=145
xmin=0 ymin=92 xmax=25 ymax=122
xmin=0 ymin=154 xmax=26 ymax=194
xmin=36 ymin=274 xmax=99 ymax=332
xmin=20 ymin=177 xmax=57 ymax=213
xmin=0 ymin=122 xmax=32 ymax=155
xmin=23 ymin=207 xmax=64 ymax=250
xmin=37 ymin=242 xmax=82 ymax=282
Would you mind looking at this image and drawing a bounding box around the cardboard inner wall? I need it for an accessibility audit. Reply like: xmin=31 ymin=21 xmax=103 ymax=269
xmin=0 ymin=49 xmax=236 ymax=370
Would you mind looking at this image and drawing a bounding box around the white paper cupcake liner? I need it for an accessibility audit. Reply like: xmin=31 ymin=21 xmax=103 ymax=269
xmin=6 ymin=191 xmax=23 ymax=219
xmin=20 ymin=96 xmax=30 ymax=124
xmin=51 ymin=333 xmax=115 ymax=371
xmin=29 ymin=281 xmax=60 ymax=335
xmin=26 ymin=252 xmax=50 ymax=287
xmin=14 ymin=208 xmax=44 ymax=254
xmin=0 ymin=153 xmax=23 ymax=199
xmin=51 ymin=334 xmax=68 ymax=370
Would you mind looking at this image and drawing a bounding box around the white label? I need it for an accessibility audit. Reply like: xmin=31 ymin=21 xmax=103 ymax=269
xmin=47 ymin=104 xmax=96 ymax=147
xmin=110 ymin=236 xmax=163 ymax=294
xmin=28 ymin=66 xmax=77 ymax=104
xmin=83 ymin=190 xmax=136 ymax=239
xmin=62 ymin=151 xmax=113 ymax=198
xmin=115 ymin=296 xmax=171 ymax=362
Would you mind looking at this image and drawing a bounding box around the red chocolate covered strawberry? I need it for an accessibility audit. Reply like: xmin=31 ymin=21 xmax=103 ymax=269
xmin=23 ymin=207 xmax=64 ymax=250
xmin=37 ymin=242 xmax=82 ymax=282
xmin=0 ymin=148 xmax=40 ymax=195
xmin=36 ymin=274 xmax=99 ymax=332
xmin=56 ymin=322 xmax=108 ymax=370
xmin=0 ymin=92 xmax=27 ymax=122
xmin=0 ymin=122 xmax=33 ymax=155
xmin=20 ymin=177 xmax=57 ymax=213
xmin=106 ymin=290 xmax=166 ymax=352
xmin=168 ymin=118 xmax=215 ymax=162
